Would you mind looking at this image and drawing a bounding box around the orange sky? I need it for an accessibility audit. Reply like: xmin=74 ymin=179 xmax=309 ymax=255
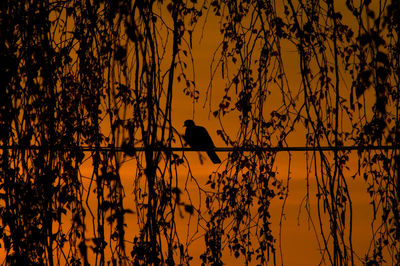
xmin=0 ymin=1 xmax=391 ymax=265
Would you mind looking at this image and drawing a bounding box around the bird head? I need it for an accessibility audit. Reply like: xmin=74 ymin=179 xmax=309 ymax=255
xmin=183 ymin=120 xmax=195 ymax=127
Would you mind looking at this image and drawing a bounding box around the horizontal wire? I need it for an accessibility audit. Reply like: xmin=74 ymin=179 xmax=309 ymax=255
xmin=1 ymin=145 xmax=399 ymax=152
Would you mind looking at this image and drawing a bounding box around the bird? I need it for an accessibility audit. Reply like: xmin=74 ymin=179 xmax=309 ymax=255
xmin=183 ymin=120 xmax=221 ymax=164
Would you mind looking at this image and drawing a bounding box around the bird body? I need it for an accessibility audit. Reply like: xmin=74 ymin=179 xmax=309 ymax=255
xmin=183 ymin=120 xmax=221 ymax=164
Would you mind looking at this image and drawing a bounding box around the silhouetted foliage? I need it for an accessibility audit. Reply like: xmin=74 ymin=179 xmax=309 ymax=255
xmin=0 ymin=0 xmax=399 ymax=265
xmin=205 ymin=0 xmax=400 ymax=265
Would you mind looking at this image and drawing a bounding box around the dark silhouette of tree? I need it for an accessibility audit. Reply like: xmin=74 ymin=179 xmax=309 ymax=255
xmin=0 ymin=0 xmax=399 ymax=265
xmin=203 ymin=0 xmax=400 ymax=265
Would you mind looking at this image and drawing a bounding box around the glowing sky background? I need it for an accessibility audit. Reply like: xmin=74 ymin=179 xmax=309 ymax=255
xmin=1 ymin=0 xmax=398 ymax=265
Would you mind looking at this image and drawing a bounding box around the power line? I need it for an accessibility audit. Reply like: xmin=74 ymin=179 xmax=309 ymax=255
xmin=2 ymin=145 xmax=399 ymax=152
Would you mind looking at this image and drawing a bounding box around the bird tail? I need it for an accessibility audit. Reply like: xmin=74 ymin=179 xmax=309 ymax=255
xmin=206 ymin=149 xmax=221 ymax=164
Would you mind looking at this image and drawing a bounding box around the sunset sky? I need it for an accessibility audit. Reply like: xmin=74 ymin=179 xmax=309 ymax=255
xmin=1 ymin=0 xmax=397 ymax=265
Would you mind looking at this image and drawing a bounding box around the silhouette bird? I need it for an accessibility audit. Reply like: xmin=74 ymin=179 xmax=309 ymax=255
xmin=183 ymin=120 xmax=221 ymax=164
